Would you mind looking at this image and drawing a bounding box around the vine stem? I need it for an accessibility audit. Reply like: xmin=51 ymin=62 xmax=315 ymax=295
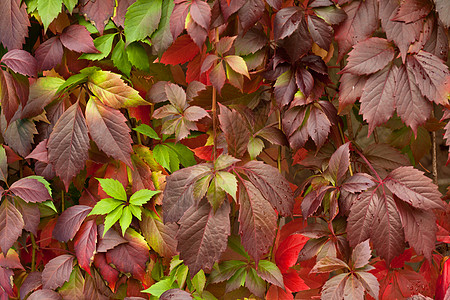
xmin=212 ymin=28 xmax=219 ymax=164
xmin=431 ymin=107 xmax=438 ymax=185
xmin=30 ymin=233 xmax=37 ymax=272
xmin=277 ymin=110 xmax=282 ymax=173
xmin=61 ymin=190 xmax=65 ymax=212
xmin=338 ymin=123 xmax=353 ymax=176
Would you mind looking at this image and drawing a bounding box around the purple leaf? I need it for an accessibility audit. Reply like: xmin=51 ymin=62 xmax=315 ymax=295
xmin=307 ymin=14 xmax=333 ymax=50
xmin=53 ymin=205 xmax=92 ymax=242
xmin=35 ymin=37 xmax=64 ymax=72
xmin=1 ymin=49 xmax=37 ymax=77
xmin=26 ymin=139 xmax=49 ymax=163
xmin=301 ymin=185 xmax=333 ymax=218
xmin=328 ymin=142 xmax=350 ymax=185
xmin=19 ymin=272 xmax=42 ymax=299
xmin=238 ymin=0 xmax=264 ymax=33
xmin=392 ymin=0 xmax=432 ymax=23
xmin=42 ymin=254 xmax=75 ymax=290
xmin=28 ymin=290 xmax=61 ymax=300
xmin=60 ymin=25 xmax=99 ymax=53
xmin=160 ymin=289 xmax=193 ymax=300
xmin=190 ymin=0 xmax=211 ymax=30
xmin=0 ymin=199 xmax=24 ymax=253
xmin=9 ymin=177 xmax=51 ymax=203
xmin=79 ymin=0 xmax=115 ymax=35
xmin=273 ymin=7 xmax=304 ymax=40
xmin=0 ymin=70 xmax=20 ymax=125
xmin=341 ymin=173 xmax=375 ymax=193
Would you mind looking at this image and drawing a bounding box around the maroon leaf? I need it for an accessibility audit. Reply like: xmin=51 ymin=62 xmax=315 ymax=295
xmin=19 ymin=272 xmax=42 ymax=299
xmin=74 ymin=219 xmax=97 ymax=275
xmin=97 ymin=225 xmax=128 ymax=252
xmin=359 ymin=65 xmax=396 ymax=135
xmin=407 ymin=51 xmax=450 ymax=105
xmin=0 ymin=0 xmax=30 ymax=50
xmin=219 ymin=0 xmax=246 ymax=21
xmin=163 ymin=164 xmax=212 ymax=223
xmin=42 ymin=254 xmax=75 ymax=290
xmin=328 ymin=142 xmax=350 ymax=184
xmin=177 ymin=200 xmax=230 ymax=275
xmin=106 ymin=229 xmax=149 ymax=282
xmin=0 ymin=70 xmax=20 ymax=125
xmin=60 ymin=25 xmax=99 ymax=53
xmin=186 ymin=15 xmax=208 ymax=48
xmin=334 ymin=0 xmax=378 ymax=60
xmin=274 ymin=69 xmax=297 ymax=107
xmin=84 ymin=267 xmax=114 ymax=298
xmin=190 ymin=0 xmax=211 ymax=30
xmin=209 ymin=62 xmax=226 ymax=92
xmin=53 ymin=205 xmax=92 ymax=242
xmin=307 ymin=104 xmax=332 ymax=148
xmin=28 ymin=289 xmax=61 ymax=300
xmin=160 ymin=289 xmax=193 ymax=300
xmin=9 ymin=177 xmax=51 ymax=203
xmin=273 ymin=7 xmax=304 ymax=41
xmin=307 ymin=14 xmax=333 ymax=50
xmin=392 ymin=0 xmax=432 ymax=23
xmin=341 ymin=173 xmax=375 ymax=193
xmin=26 ymin=139 xmax=49 ymax=163
xmin=0 ymin=267 xmax=13 ymax=297
xmin=218 ymin=104 xmax=250 ymax=158
xmin=395 ymin=199 xmax=436 ymax=261
xmin=1 ymin=49 xmax=37 ymax=77
xmin=47 ymin=102 xmax=90 ymax=190
xmin=35 ymin=37 xmax=64 ymax=72
xmin=79 ymin=0 xmax=115 ymax=35
xmin=301 ymin=185 xmax=333 ymax=218
xmin=423 ymin=19 xmax=448 ymax=61
xmin=384 ymin=166 xmax=444 ymax=210
xmin=0 ymin=199 xmax=24 ymax=253
xmin=279 ymin=22 xmax=312 ymax=63
xmin=238 ymin=0 xmax=264 ymax=32
xmin=86 ymin=98 xmax=133 ymax=167
xmin=341 ymin=38 xmax=395 ymax=75
xmin=363 ymin=143 xmax=410 ymax=170
xmin=112 ymin=0 xmax=136 ymax=28
xmin=240 ymin=161 xmax=294 ymax=216
xmin=14 ymin=198 xmax=40 ymax=235
xmin=238 ymin=180 xmax=277 ymax=263
xmin=295 ymin=67 xmax=314 ymax=97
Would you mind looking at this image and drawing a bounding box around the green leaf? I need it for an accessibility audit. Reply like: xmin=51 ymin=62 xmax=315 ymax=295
xmin=151 ymin=0 xmax=174 ymax=55
xmin=174 ymin=264 xmax=188 ymax=288
xmin=56 ymin=73 xmax=88 ymax=94
xmin=192 ymin=270 xmax=206 ymax=293
xmin=129 ymin=189 xmax=160 ymax=206
xmin=79 ymin=33 xmax=117 ymax=61
xmin=119 ymin=206 xmax=133 ymax=236
xmin=193 ymin=174 xmax=212 ymax=201
xmin=142 ymin=278 xmax=175 ymax=297
xmin=248 ymin=137 xmax=264 ymax=160
xmin=62 ymin=0 xmax=77 ymax=13
xmin=103 ymin=205 xmax=124 ymax=237
xmin=256 ymin=260 xmax=284 ymax=288
xmin=153 ymin=144 xmax=180 ymax=172
xmin=216 ymin=171 xmax=237 ymax=200
xmin=134 ymin=124 xmax=160 ymax=140
xmin=214 ymin=154 xmax=240 ymax=170
xmin=39 ymin=200 xmax=58 ymax=217
xmin=129 ymin=204 xmax=142 ymax=220
xmin=111 ymin=37 xmax=132 ymax=76
xmin=97 ymin=178 xmax=127 ymax=201
xmin=37 ymin=0 xmax=62 ymax=31
xmin=165 ymin=143 xmax=196 ymax=167
xmin=89 ymin=198 xmax=124 ymax=216
xmin=207 ymin=177 xmax=226 ymax=211
xmin=126 ymin=42 xmax=150 ymax=71
xmin=124 ymin=0 xmax=163 ymax=43
xmin=0 ymin=145 xmax=7 ymax=183
xmin=210 ymin=260 xmax=247 ymax=283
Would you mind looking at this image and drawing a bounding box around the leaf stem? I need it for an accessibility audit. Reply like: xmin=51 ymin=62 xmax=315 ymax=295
xmin=61 ymin=190 xmax=65 ymax=212
xmin=338 ymin=123 xmax=353 ymax=176
xmin=431 ymin=107 xmax=438 ymax=185
xmin=355 ymin=148 xmax=382 ymax=182
xmin=30 ymin=233 xmax=37 ymax=272
xmin=212 ymin=28 xmax=220 ymax=164
xmin=277 ymin=110 xmax=282 ymax=173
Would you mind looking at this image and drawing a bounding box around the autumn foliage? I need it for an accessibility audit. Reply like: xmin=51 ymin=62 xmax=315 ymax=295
xmin=0 ymin=0 xmax=449 ymax=299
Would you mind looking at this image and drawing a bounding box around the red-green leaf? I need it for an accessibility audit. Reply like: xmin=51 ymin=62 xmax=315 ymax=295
xmin=238 ymin=180 xmax=277 ymax=263
xmin=60 ymin=25 xmax=98 ymax=53
xmin=0 ymin=199 xmax=24 ymax=253
xmin=141 ymin=210 xmax=177 ymax=257
xmin=1 ymin=49 xmax=37 ymax=77
xmin=1 ymin=115 xmax=37 ymax=158
xmin=86 ymin=98 xmax=133 ymax=167
xmin=59 ymin=266 xmax=85 ymax=300
xmin=0 ymin=0 xmax=30 ymax=50
xmin=79 ymin=0 xmax=114 ymax=35
xmin=0 ymin=266 xmax=13 ymax=297
xmin=9 ymin=176 xmax=51 ymax=203
xmin=53 ymin=205 xmax=92 ymax=242
xmin=177 ymin=200 xmax=230 ymax=275
xmin=160 ymin=35 xmax=200 ymax=65
xmin=74 ymin=219 xmax=97 ymax=275
xmin=384 ymin=166 xmax=444 ymax=210
xmin=42 ymin=254 xmax=75 ymax=290
xmin=256 ymin=260 xmax=284 ymax=288
xmin=47 ymin=102 xmax=90 ymax=190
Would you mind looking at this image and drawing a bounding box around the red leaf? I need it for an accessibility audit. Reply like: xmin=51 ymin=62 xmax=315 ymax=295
xmin=0 ymin=70 xmax=20 ymax=125
xmin=0 ymin=0 xmax=30 ymax=50
xmin=266 ymin=285 xmax=294 ymax=300
xmin=160 ymin=289 xmax=193 ymax=300
xmin=42 ymin=254 xmax=75 ymax=290
xmin=177 ymin=200 xmax=230 ymax=275
xmin=306 ymin=104 xmax=332 ymax=148
xmin=341 ymin=173 xmax=375 ymax=193
xmin=209 ymin=62 xmax=226 ymax=92
xmin=47 ymin=102 xmax=90 ymax=190
xmin=393 ymin=0 xmax=432 ymax=23
xmin=0 ymin=267 xmax=13 ymax=297
xmin=160 ymin=35 xmax=200 ymax=65
xmin=170 ymin=2 xmax=190 ymax=39
xmin=93 ymin=253 xmax=119 ymax=292
xmin=86 ymin=98 xmax=133 ymax=167
xmin=190 ymin=0 xmax=211 ymax=30
xmin=238 ymin=180 xmax=277 ymax=263
xmin=321 ymin=273 xmax=348 ymax=299
xmin=192 ymin=145 xmax=223 ymax=161
xmin=0 ymin=199 xmax=24 ymax=253
xmin=334 ymin=0 xmax=378 ymax=60
xmin=74 ymin=219 xmax=97 ymax=275
xmin=9 ymin=177 xmax=51 ymax=203
xmin=295 ymin=67 xmax=314 ymax=96
xmin=273 ymin=7 xmax=304 ymax=41
xmin=328 ymin=142 xmax=350 ymax=185
xmin=60 ymin=25 xmax=99 ymax=53
xmin=338 ymin=73 xmax=367 ymax=113
xmin=35 ymin=37 xmax=64 ymax=72
xmin=436 ymin=257 xmax=450 ymax=300
xmin=1 ymin=49 xmax=37 ymax=77
xmin=106 ymin=229 xmax=149 ymax=282
xmin=19 ymin=272 xmax=42 ymax=298
xmin=52 ymin=205 xmax=92 ymax=242
xmin=359 ymin=65 xmax=396 ymax=135
xmin=275 ymin=234 xmax=309 ymax=272
xmin=186 ymin=15 xmax=208 ymax=48
xmin=26 ymin=139 xmax=49 ymax=163
xmin=283 ymin=269 xmax=309 ymax=293
xmin=79 ymin=0 xmax=115 ymax=34
xmin=307 ymin=15 xmax=333 ymax=50
xmin=218 ymin=104 xmax=250 ymax=158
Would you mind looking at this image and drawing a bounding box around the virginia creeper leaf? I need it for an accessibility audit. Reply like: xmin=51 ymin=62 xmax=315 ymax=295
xmin=60 ymin=25 xmax=98 ymax=53
xmin=0 ymin=199 xmax=24 ymax=253
xmin=130 ymin=189 xmax=159 ymax=206
xmin=190 ymin=0 xmax=211 ymax=30
xmin=74 ymin=219 xmax=97 ymax=274
xmin=53 ymin=205 xmax=92 ymax=242
xmin=159 ymin=35 xmax=200 ymax=65
xmin=79 ymin=0 xmax=114 ymax=35
xmin=238 ymin=0 xmax=264 ymax=33
xmin=119 ymin=206 xmax=133 ymax=236
xmin=59 ymin=267 xmax=85 ymax=300
xmin=103 ymin=206 xmax=124 ymax=237
xmin=9 ymin=176 xmax=51 ymax=203
xmin=124 ymin=0 xmax=162 ymax=43
xmin=273 ymin=7 xmax=304 ymax=41
xmin=351 ymin=240 xmax=372 ymax=269
xmin=14 ymin=198 xmax=40 ymax=235
xmin=111 ymin=37 xmax=132 ymax=76
xmin=79 ymin=33 xmax=117 ymax=61
xmin=140 ymin=210 xmax=177 ymax=257
xmin=21 ymin=77 xmax=65 ymax=119
xmin=37 ymin=0 xmax=62 ymax=31
xmin=320 ymin=273 xmax=347 ymax=299
xmin=307 ymin=14 xmax=333 ymax=50
xmin=338 ymin=73 xmax=367 ymax=113
xmin=0 ymin=70 xmax=20 ymax=125
xmin=89 ymin=198 xmax=124 ymax=216
xmin=0 ymin=49 xmax=37 ymax=77
xmin=393 ymin=0 xmax=432 ymax=23
xmin=327 ymin=142 xmax=350 ymax=185
xmin=218 ymin=104 xmax=250 ymax=158
xmin=0 ymin=0 xmax=30 ymax=50
xmin=133 ymin=124 xmax=160 ymax=140
xmin=311 ymin=256 xmax=349 ymax=273
xmin=96 ymin=225 xmax=127 ymax=252
xmin=256 ymin=260 xmax=284 ymax=288
xmin=160 ymin=289 xmax=193 ymax=300
xmin=1 ymin=115 xmax=37 ymax=157
xmin=343 ymin=274 xmax=365 ymax=299
xmin=42 ymin=254 xmax=74 ymax=290
xmin=28 ymin=290 xmax=61 ymax=300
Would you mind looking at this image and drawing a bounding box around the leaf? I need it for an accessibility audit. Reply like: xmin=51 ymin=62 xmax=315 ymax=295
xmin=238 ymin=180 xmax=277 ymax=263
xmin=357 ymin=271 xmax=379 ymax=299
xmin=19 ymin=272 xmax=42 ymax=298
xmin=359 ymin=65 xmax=396 ymax=135
xmin=1 ymin=115 xmax=37 ymax=157
xmin=106 ymin=229 xmax=150 ymax=281
xmin=42 ymin=254 xmax=75 ymax=290
xmin=89 ymin=198 xmax=124 ymax=216
xmin=341 ymin=173 xmax=375 ymax=193
xmin=320 ymin=273 xmax=347 ymax=299
xmin=240 ymin=160 xmax=294 ymax=216
xmin=124 ymin=0 xmax=162 ymax=43
xmin=238 ymin=0 xmax=264 ymax=33
xmin=224 ymin=55 xmax=250 ymax=78
xmin=393 ymin=0 xmax=432 ymax=23
xmin=126 ymin=42 xmax=150 ymax=71
xmin=0 ymin=199 xmax=24 ymax=253
xmin=190 ymin=0 xmax=211 ymax=30
xmin=140 ymin=210 xmax=177 ymax=257
xmin=134 ymin=124 xmax=160 ymax=140
xmin=311 ymin=256 xmax=349 ymax=273
xmin=87 ymin=70 xmax=149 ymax=108
xmin=142 ymin=278 xmax=175 ymax=297
xmin=103 ymin=206 xmax=123 ymax=237
xmin=334 ymin=0 xmax=378 ymax=60
xmin=15 ymin=198 xmax=40 ymax=235
xmin=0 ymin=70 xmax=20 ymax=125
xmin=119 ymin=206 xmax=132 ymax=235
xmin=79 ymin=0 xmax=114 ymax=35
xmin=59 ymin=267 xmax=85 ymax=300
xmin=60 ymin=25 xmax=98 ymax=53
xmin=0 ymin=0 xmax=30 ymax=50
xmin=86 ymin=98 xmax=133 ymax=167
xmin=111 ymin=37 xmax=132 ymax=76
xmin=218 ymin=104 xmax=250 ymax=158
xmin=28 ymin=290 xmax=61 ymax=300
xmin=79 ymin=33 xmax=116 ymax=61
xmin=338 ymin=73 xmax=367 ymax=113
xmin=1 ymin=49 xmax=37 ymax=77
xmin=245 ymin=267 xmax=266 ymax=298
xmin=266 ymin=285 xmax=294 ymax=300
xmin=74 ymin=219 xmax=97 ymax=274
xmin=343 ymin=274 xmax=365 ymax=299
xmin=307 ymin=15 xmax=333 ymax=50
xmin=327 ymin=142 xmax=350 ymax=185
xmin=160 ymin=289 xmax=193 ymax=300
xmin=160 ymin=35 xmax=200 ymax=65
xmin=130 ymin=189 xmax=159 ymax=206
xmin=275 ymin=234 xmax=309 ymax=272
xmin=407 ymin=50 xmax=450 ymax=105
xmin=209 ymin=62 xmax=226 ymax=92
xmin=37 ymin=0 xmax=62 ymax=31
xmin=256 ymin=260 xmax=284 ymax=288
xmin=273 ymin=7 xmax=304 ymax=40
xmin=234 ymin=28 xmax=267 ymax=56
xmin=384 ymin=166 xmax=444 ymax=210
xmin=435 ymin=0 xmax=450 ymax=28
xmin=351 ymin=240 xmax=371 ymax=269
xmin=177 ymin=200 xmax=230 ymax=275
xmin=53 ymin=205 xmax=92 ymax=242
xmin=96 ymin=225 xmax=127 ymax=252
xmin=363 ymin=143 xmax=410 ymax=170
xmin=9 ymin=176 xmax=51 ymax=203
xmin=151 ymin=0 xmax=174 ymax=55
xmin=307 ymin=104 xmax=332 ymax=148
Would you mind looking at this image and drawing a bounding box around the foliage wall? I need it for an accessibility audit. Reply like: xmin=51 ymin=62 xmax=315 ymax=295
xmin=0 ymin=0 xmax=449 ymax=299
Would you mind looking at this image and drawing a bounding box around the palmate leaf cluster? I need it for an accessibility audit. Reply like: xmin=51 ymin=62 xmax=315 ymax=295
xmin=0 ymin=0 xmax=448 ymax=299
